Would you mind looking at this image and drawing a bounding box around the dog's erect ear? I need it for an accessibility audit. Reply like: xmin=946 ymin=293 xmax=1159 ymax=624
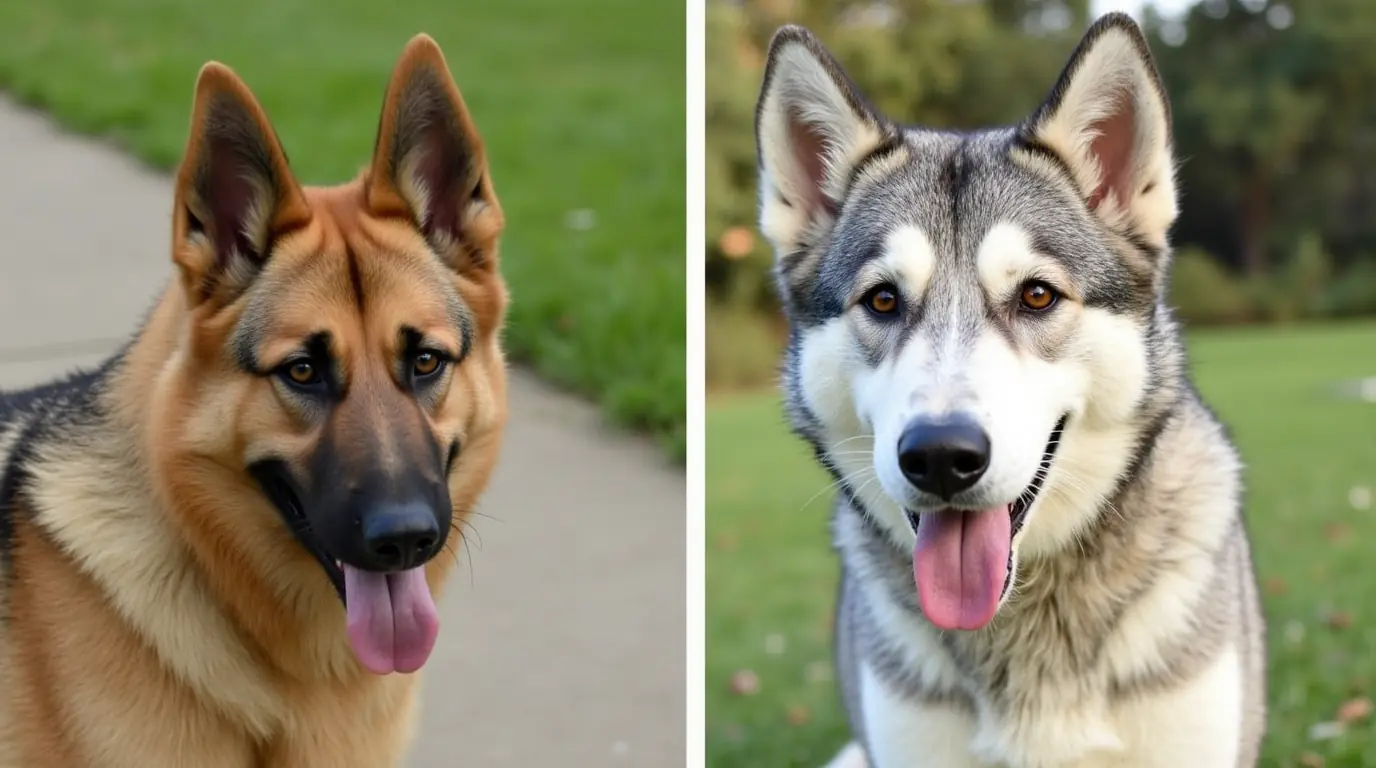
xmin=755 ymin=26 xmax=897 ymax=257
xmin=172 ymin=64 xmax=311 ymax=306
xmin=1017 ymin=13 xmax=1176 ymax=247
xmin=367 ymin=34 xmax=503 ymax=275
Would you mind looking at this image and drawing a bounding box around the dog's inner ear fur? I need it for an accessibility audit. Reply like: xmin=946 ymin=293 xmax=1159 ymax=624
xmin=368 ymin=35 xmax=503 ymax=275
xmin=784 ymin=112 xmax=833 ymax=219
xmin=756 ymin=32 xmax=891 ymax=256
xmin=1018 ymin=20 xmax=1177 ymax=247
xmin=174 ymin=65 xmax=310 ymax=305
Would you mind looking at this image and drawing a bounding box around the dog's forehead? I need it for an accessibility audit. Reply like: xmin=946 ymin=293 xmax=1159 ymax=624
xmin=836 ymin=130 xmax=1064 ymax=265
xmin=824 ymin=128 xmax=1143 ymax=311
xmin=231 ymin=197 xmax=470 ymax=362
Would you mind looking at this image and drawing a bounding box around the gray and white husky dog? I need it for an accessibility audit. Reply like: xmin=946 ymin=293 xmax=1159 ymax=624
xmin=753 ymin=13 xmax=1267 ymax=767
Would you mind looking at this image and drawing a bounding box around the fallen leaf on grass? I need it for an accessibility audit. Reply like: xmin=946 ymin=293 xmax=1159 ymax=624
xmin=1298 ymin=752 xmax=1324 ymax=767
xmin=1322 ymin=610 xmax=1353 ymax=631
xmin=786 ymin=705 xmax=811 ymax=726
xmin=1324 ymin=522 xmax=1352 ymax=543
xmin=730 ymin=669 xmax=760 ymax=696
xmin=1337 ymin=697 xmax=1373 ymax=724
xmin=1264 ymin=577 xmax=1289 ymax=597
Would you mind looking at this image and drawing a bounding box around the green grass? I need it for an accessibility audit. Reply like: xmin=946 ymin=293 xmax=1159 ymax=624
xmin=707 ymin=321 xmax=1376 ymax=767
xmin=0 ymin=0 xmax=685 ymax=457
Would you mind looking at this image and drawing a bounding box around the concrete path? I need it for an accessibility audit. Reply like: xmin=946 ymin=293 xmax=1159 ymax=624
xmin=0 ymin=98 xmax=685 ymax=767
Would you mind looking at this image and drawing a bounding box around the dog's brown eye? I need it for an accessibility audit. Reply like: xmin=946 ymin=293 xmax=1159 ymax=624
xmin=413 ymin=352 xmax=442 ymax=377
xmin=1019 ymin=282 xmax=1058 ymax=311
xmin=287 ymin=361 xmax=318 ymax=385
xmin=863 ymin=285 xmax=899 ymax=315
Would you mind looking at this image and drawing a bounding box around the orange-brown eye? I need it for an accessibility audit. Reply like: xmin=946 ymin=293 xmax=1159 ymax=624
xmin=287 ymin=361 xmax=318 ymax=385
xmin=413 ymin=352 xmax=442 ymax=377
xmin=1019 ymin=281 xmax=1058 ymax=311
xmin=863 ymin=285 xmax=899 ymax=315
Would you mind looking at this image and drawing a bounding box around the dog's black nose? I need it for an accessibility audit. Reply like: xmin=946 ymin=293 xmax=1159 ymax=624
xmin=359 ymin=501 xmax=442 ymax=571
xmin=897 ymin=414 xmax=991 ymax=500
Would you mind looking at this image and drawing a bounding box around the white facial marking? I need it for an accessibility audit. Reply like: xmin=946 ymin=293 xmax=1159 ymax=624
xmin=976 ymin=221 xmax=1040 ymax=297
xmin=879 ymin=225 xmax=936 ymax=296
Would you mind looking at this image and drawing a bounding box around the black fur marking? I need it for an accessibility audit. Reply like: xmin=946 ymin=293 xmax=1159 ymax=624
xmin=944 ymin=137 xmax=972 ymax=237
xmin=233 ymin=321 xmax=263 ymax=374
xmin=0 ymin=420 xmax=42 ymax=621
xmin=301 ymin=331 xmax=343 ymax=399
xmin=346 ymin=245 xmax=367 ymax=314
xmin=247 ymin=459 xmax=346 ymax=603
xmin=0 ymin=356 xmax=123 ymax=620
xmin=445 ymin=438 xmax=461 ymax=475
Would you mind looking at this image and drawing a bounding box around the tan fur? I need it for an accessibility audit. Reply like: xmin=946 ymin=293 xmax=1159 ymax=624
xmin=0 ymin=34 xmax=508 ymax=766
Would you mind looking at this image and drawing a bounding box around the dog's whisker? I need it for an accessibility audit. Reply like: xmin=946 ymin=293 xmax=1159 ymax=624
xmin=801 ymin=467 xmax=876 ymax=512
xmin=826 ymin=434 xmax=876 ymax=452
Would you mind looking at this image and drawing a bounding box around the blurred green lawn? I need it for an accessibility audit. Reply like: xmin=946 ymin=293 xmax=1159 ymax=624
xmin=0 ymin=0 xmax=685 ymax=457
xmin=708 ymin=321 xmax=1376 ymax=766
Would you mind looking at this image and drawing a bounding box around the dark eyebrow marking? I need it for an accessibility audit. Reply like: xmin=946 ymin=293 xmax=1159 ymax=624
xmin=233 ymin=315 xmax=266 ymax=374
xmin=399 ymin=324 xmax=466 ymax=361
xmin=232 ymin=321 xmax=334 ymax=378
xmin=438 ymin=293 xmax=474 ymax=361
xmin=302 ymin=331 xmax=333 ymax=363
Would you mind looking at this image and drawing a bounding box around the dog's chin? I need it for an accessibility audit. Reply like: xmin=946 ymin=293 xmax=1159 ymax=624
xmin=901 ymin=415 xmax=1068 ymax=632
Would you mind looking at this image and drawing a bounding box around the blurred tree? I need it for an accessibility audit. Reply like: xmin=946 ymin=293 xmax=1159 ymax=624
xmin=705 ymin=0 xmax=1376 ymax=344
xmin=1150 ymin=0 xmax=1376 ymax=276
xmin=705 ymin=0 xmax=1090 ymax=311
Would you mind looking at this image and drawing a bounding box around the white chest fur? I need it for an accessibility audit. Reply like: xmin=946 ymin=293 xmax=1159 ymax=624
xmin=858 ymin=646 xmax=1243 ymax=768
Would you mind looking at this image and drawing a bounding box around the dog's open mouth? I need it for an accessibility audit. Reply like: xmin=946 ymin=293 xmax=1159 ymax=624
xmin=904 ymin=415 xmax=1067 ymax=632
xmin=250 ymin=461 xmax=347 ymax=601
xmin=248 ymin=461 xmax=440 ymax=675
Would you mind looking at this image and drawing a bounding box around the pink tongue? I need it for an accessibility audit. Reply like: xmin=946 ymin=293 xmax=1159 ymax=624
xmin=343 ymin=565 xmax=440 ymax=675
xmin=912 ymin=506 xmax=1011 ymax=631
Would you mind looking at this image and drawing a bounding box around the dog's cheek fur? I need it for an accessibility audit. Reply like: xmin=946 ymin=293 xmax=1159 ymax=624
xmin=964 ymin=333 xmax=1075 ymax=505
xmin=854 ymin=333 xmax=924 ymax=512
xmin=1015 ymin=307 xmax=1152 ymax=558
xmin=792 ymin=318 xmax=911 ymax=537
xmin=430 ymin=336 xmax=507 ymax=580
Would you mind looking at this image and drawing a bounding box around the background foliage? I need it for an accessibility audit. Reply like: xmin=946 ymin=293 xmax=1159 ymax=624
xmin=706 ymin=0 xmax=1376 ymax=387
xmin=0 ymin=0 xmax=687 ymax=456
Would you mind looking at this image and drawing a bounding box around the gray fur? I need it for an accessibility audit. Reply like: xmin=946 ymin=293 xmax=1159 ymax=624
xmin=757 ymin=13 xmax=1266 ymax=767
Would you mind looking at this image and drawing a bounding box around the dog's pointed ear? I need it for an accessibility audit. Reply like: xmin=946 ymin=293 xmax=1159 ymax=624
xmin=172 ymin=63 xmax=311 ymax=306
xmin=1017 ymin=13 xmax=1176 ymax=247
xmin=755 ymin=26 xmax=898 ymax=256
xmin=367 ymin=34 xmax=503 ymax=275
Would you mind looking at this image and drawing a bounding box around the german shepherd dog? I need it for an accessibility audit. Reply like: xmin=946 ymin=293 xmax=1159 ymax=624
xmin=753 ymin=13 xmax=1266 ymax=767
xmin=0 ymin=35 xmax=508 ymax=765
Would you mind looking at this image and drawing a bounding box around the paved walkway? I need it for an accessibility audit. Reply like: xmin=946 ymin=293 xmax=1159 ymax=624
xmin=0 ymin=98 xmax=685 ymax=767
